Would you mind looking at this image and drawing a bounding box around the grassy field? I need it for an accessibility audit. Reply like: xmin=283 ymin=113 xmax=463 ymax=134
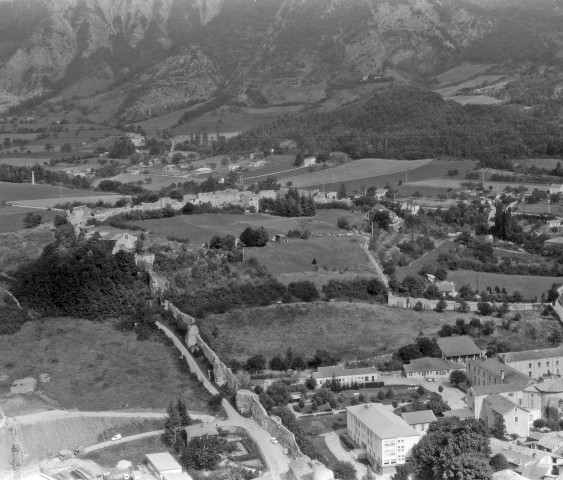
xmin=281 ymin=158 xmax=433 ymax=189
xmin=0 ymin=318 xmax=212 ymax=411
xmin=302 ymin=160 xmax=476 ymax=194
xmin=515 ymin=203 xmax=563 ymax=216
xmin=0 ymin=225 xmax=54 ymax=272
xmin=0 ymin=181 xmax=115 ymax=202
xmin=170 ymin=104 xmax=303 ymax=138
xmin=395 ymin=241 xmax=458 ymax=280
xmin=83 ymin=435 xmax=168 ymax=469
xmin=0 ymin=205 xmax=59 ymax=233
xmin=447 ymin=270 xmax=560 ymax=301
xmin=131 ymin=210 xmax=362 ymax=246
xmin=0 ymin=156 xmax=50 ymax=166
xmin=435 ymin=63 xmax=494 ymax=85
xmin=405 ymin=178 xmax=550 ymax=193
xmin=197 ymin=302 xmax=476 ymax=362
xmin=247 ymin=236 xmax=375 ymax=282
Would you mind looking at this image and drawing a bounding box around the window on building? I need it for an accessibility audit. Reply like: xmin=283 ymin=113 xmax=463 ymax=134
xmin=529 ymin=372 xmax=532 ymax=377
xmin=557 ymin=361 xmax=559 ymax=366
xmin=515 ymin=417 xmax=518 ymax=422
xmin=508 ymin=393 xmax=514 ymax=397
xmin=547 ymin=362 xmax=550 ymax=367
xmin=539 ymin=362 xmax=541 ymax=367
xmin=529 ymin=363 xmax=532 ymax=368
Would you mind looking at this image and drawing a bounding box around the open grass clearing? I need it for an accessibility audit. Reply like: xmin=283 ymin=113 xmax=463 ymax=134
xmin=82 ymin=434 xmax=168 ymax=469
xmin=0 ymin=205 xmax=59 ymax=233
xmin=170 ymin=104 xmax=303 ymax=139
xmin=446 ymin=95 xmax=503 ymax=105
xmin=197 ymin=302 xmax=477 ymax=362
xmin=515 ymin=203 xmax=563 ymax=216
xmin=281 ymin=158 xmax=433 ymax=189
xmin=435 ymin=64 xmax=495 ymax=86
xmin=519 ymin=158 xmax=563 ymax=170
xmin=395 ymin=241 xmax=458 ymax=280
xmin=247 ymin=236 xmax=375 ymax=280
xmin=0 ymin=156 xmax=50 ymax=166
xmin=435 ymin=74 xmax=508 ymax=97
xmin=405 ymin=177 xmax=550 ymax=193
xmin=447 ymin=270 xmax=560 ymax=301
xmin=0 ymin=318 xmax=212 ymax=411
xmin=131 ymin=210 xmax=361 ymax=246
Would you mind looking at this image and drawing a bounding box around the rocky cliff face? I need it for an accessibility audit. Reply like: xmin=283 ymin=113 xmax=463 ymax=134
xmin=0 ymin=0 xmax=560 ymax=121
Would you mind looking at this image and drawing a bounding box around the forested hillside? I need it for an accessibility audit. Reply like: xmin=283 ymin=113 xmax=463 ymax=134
xmin=226 ymin=85 xmax=563 ymax=165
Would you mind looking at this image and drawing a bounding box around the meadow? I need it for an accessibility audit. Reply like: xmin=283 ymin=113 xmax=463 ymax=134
xmin=247 ymin=235 xmax=375 ymax=282
xmin=0 ymin=226 xmax=54 ymax=272
xmin=197 ymin=302 xmax=474 ymax=363
xmin=83 ymin=435 xmax=168 ymax=469
xmin=0 ymin=318 xmax=212 ymax=411
xmin=299 ymin=160 xmax=476 ymax=193
xmin=0 ymin=181 xmax=114 ymax=202
xmin=447 ymin=270 xmax=560 ymax=301
xmin=280 ymin=158 xmax=433 ymax=189
xmin=0 ymin=205 xmax=59 ymax=233
xmin=131 ymin=209 xmax=362 ymax=246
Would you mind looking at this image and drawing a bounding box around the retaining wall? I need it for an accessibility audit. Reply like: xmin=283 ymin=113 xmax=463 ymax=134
xmin=196 ymin=333 xmax=241 ymax=393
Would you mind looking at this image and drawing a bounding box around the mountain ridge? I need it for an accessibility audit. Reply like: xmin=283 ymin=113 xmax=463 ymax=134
xmin=1 ymin=0 xmax=561 ymax=122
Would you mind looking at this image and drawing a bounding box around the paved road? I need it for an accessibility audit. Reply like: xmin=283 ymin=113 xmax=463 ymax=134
xmin=156 ymin=322 xmax=291 ymax=480
xmin=83 ymin=430 xmax=165 ymax=453
xmin=15 ymin=410 xmax=214 ymax=424
xmin=361 ymin=235 xmax=388 ymax=287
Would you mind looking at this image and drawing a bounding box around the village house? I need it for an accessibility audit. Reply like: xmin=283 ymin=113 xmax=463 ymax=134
xmin=110 ymin=232 xmax=137 ymax=255
xmin=346 ymin=403 xmax=420 ymax=474
xmin=499 ymin=345 xmax=563 ymax=379
xmin=436 ymin=281 xmax=457 ymax=298
xmin=489 ymin=438 xmax=557 ymax=480
xmin=303 ymin=156 xmax=316 ymax=167
xmin=401 ymin=410 xmax=437 ymax=435
xmin=437 ymin=336 xmax=481 ymax=363
xmin=482 ymin=393 xmax=534 ymax=437
xmin=549 ymin=184 xmax=563 ymax=195
xmin=194 ymin=167 xmax=212 ymax=175
xmin=400 ymin=202 xmax=420 ymax=215
xmin=547 ymin=218 xmax=563 ymax=228
xmin=467 ymin=358 xmax=528 ymax=388
xmin=402 ymin=357 xmax=464 ymax=379
xmin=525 ymin=378 xmax=563 ymax=414
xmin=374 ymin=188 xmax=389 ymax=200
xmin=314 ymin=365 xmax=378 ymax=387
xmin=467 ymin=382 xmax=533 ymax=419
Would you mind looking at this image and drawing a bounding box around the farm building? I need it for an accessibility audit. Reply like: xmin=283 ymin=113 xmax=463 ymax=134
xmin=549 ymin=184 xmax=563 ymax=195
xmin=303 ymin=156 xmax=316 ymax=167
xmin=437 ymin=336 xmax=481 ymax=363
xmin=400 ymin=202 xmax=420 ymax=215
xmin=273 ymin=234 xmax=289 ymax=243
xmin=545 ymin=236 xmax=563 ymax=247
xmin=374 ymin=189 xmax=388 ymax=200
xmin=194 ymin=167 xmax=212 ymax=175
xmin=547 ymin=218 xmax=563 ymax=228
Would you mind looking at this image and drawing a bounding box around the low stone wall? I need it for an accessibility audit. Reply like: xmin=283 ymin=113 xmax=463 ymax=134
xmin=236 ymin=390 xmax=302 ymax=458
xmin=387 ymin=293 xmax=543 ymax=312
xmin=196 ymin=334 xmax=241 ymax=393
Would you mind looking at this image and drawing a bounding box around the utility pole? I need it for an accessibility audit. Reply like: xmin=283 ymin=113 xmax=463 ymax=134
xmin=8 ymin=420 xmax=21 ymax=480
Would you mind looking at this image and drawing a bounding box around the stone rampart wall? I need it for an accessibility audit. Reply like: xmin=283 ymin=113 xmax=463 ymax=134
xmin=236 ymin=390 xmax=303 ymax=458
xmin=196 ymin=333 xmax=241 ymax=393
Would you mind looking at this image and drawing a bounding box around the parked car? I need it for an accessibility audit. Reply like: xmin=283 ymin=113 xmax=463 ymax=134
xmin=111 ymin=434 xmax=122 ymax=441
xmin=270 ymin=438 xmax=279 ymax=445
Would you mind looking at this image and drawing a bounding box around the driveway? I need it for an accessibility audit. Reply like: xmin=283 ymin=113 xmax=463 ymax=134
xmin=420 ymin=379 xmax=466 ymax=410
xmin=324 ymin=431 xmax=367 ymax=478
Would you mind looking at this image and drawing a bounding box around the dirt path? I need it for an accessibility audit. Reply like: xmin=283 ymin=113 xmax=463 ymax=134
xmin=361 ymin=235 xmax=388 ymax=287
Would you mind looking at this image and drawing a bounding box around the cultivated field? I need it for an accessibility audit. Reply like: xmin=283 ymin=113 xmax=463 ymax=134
xmin=395 ymin=241 xmax=457 ymax=280
xmin=247 ymin=236 xmax=375 ymax=282
xmin=447 ymin=270 xmax=560 ymax=301
xmin=520 ymin=158 xmax=563 ymax=170
xmin=132 ymin=209 xmax=363 ymax=246
xmin=405 ymin=177 xmax=551 ymax=193
xmin=281 ymin=158 xmax=433 ymax=188
xmin=0 ymin=156 xmax=50 ymax=166
xmin=197 ymin=302 xmax=475 ymax=362
xmin=435 ymin=63 xmax=494 ymax=85
xmin=516 ymin=203 xmax=563 ymax=216
xmin=0 ymin=318 xmax=212 ymax=411
xmin=447 ymin=95 xmax=503 ymax=105
xmin=0 ymin=205 xmax=59 ymax=233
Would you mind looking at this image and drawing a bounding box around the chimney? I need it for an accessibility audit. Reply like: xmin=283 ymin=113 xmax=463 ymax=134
xmin=500 ymin=369 xmax=505 ymax=381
